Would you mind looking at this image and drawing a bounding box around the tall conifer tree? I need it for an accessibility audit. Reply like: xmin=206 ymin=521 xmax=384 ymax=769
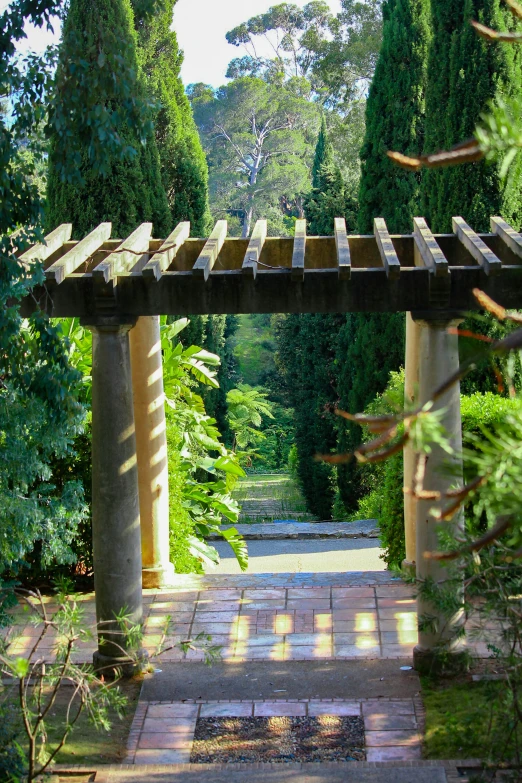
xmin=358 ymin=0 xmax=430 ymax=233
xmin=135 ymin=0 xmax=211 ymax=236
xmin=46 ymin=0 xmax=171 ymax=238
xmin=422 ymin=0 xmax=522 ymax=232
xmin=304 ymin=116 xmax=357 ymax=236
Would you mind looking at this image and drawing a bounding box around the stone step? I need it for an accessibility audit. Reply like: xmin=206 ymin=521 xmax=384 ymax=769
xmin=83 ymin=762 xmax=452 ymax=782
xmin=208 ymin=520 xmax=380 ymax=541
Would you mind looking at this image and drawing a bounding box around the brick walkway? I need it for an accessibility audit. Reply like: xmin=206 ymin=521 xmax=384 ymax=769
xmin=5 ymin=575 xmax=491 ymax=663
xmin=125 ymin=697 xmax=425 ymax=765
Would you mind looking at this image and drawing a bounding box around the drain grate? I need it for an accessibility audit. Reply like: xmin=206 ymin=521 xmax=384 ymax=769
xmin=190 ymin=715 xmax=365 ymax=763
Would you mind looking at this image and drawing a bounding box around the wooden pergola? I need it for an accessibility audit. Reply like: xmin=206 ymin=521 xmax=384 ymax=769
xmin=19 ymin=214 xmax=522 ymax=673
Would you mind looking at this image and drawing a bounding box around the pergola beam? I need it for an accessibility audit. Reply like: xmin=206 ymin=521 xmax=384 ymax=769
xmin=142 ymin=222 xmax=190 ymax=281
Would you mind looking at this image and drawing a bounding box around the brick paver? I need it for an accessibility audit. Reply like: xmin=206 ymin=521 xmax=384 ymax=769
xmin=5 ymin=578 xmax=497 ymax=664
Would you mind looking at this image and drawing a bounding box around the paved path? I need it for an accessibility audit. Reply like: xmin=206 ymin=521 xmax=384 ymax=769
xmin=211 ymin=539 xmax=386 ymax=573
xmin=6 ymin=579 xmax=491 ymax=664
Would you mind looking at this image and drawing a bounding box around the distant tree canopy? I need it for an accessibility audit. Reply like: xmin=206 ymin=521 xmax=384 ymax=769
xmin=46 ymin=0 xmax=171 ymax=238
xmin=190 ymin=76 xmax=319 ymax=237
xmin=224 ymin=0 xmax=384 ymax=193
xmin=133 ymin=0 xmax=211 ymax=236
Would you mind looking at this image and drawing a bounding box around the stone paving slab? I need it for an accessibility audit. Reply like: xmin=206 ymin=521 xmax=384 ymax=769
xmin=208 ymin=520 xmax=380 ymax=541
xmin=5 ymin=579 xmax=496 ymax=664
xmin=125 ymin=698 xmax=425 ymax=765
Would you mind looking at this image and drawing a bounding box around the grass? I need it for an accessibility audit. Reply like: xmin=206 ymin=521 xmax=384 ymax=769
xmin=422 ymin=674 xmax=518 ymax=763
xmin=0 ymin=678 xmax=141 ymax=769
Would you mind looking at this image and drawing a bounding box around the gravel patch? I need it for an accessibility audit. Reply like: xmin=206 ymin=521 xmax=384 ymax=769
xmin=190 ymin=716 xmax=366 ymax=763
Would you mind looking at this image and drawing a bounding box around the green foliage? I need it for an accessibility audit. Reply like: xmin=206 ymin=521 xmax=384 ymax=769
xmin=335 ymin=313 xmax=406 ymax=511
xmin=304 ymin=115 xmax=358 ymax=235
xmin=348 ymin=370 xmax=406 ymax=568
xmin=46 ymin=0 xmax=171 ymax=238
xmin=227 ymin=384 xmax=275 ymax=455
xmin=0 ymin=703 xmax=25 ymax=783
xmin=161 ymin=319 xmax=248 ymax=572
xmin=0 ymin=0 xmax=167 ymax=585
xmin=134 ymin=0 xmax=211 ymax=235
xmin=358 ymin=0 xmax=430 ymax=234
xmin=191 ymin=76 xmax=320 ymax=237
xmin=421 ymin=0 xmax=522 ymax=232
xmin=255 ymin=403 xmax=295 ymax=471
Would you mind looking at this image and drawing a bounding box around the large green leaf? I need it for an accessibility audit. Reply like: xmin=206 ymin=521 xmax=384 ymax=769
xmin=187 ymin=536 xmax=220 ymax=568
xmin=221 ymin=528 xmax=249 ymax=571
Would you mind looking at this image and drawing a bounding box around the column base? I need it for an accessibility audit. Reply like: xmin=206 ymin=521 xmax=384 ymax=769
xmin=401 ymin=559 xmax=416 ymax=577
xmin=413 ymin=644 xmax=469 ymax=676
xmin=93 ymin=648 xmax=149 ymax=679
xmin=142 ymin=562 xmax=176 ymax=589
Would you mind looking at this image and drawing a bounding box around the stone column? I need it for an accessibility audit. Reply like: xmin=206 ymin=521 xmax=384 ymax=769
xmin=87 ymin=319 xmax=143 ymax=674
xmin=129 ymin=316 xmax=175 ymax=588
xmin=412 ymin=314 xmax=466 ymax=673
xmin=402 ymin=313 xmax=421 ymax=573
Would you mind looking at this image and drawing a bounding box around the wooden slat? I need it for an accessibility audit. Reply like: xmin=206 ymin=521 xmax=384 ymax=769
xmin=374 ymin=218 xmax=401 ymax=280
xmin=452 ymin=216 xmax=502 ymax=276
xmin=334 ymin=217 xmax=351 ymax=280
xmin=93 ymin=223 xmax=152 ymax=283
xmin=491 ymin=216 xmax=522 ymax=259
xmin=46 ymin=223 xmax=112 ymax=284
xmin=142 ymin=222 xmax=190 ymax=280
xmin=292 ymin=219 xmax=306 ymax=281
xmin=242 ymin=220 xmax=267 ymax=279
xmin=20 ymin=224 xmax=72 ymax=265
xmin=192 ymin=220 xmax=227 ymax=280
xmin=413 ymin=217 xmax=449 ymax=276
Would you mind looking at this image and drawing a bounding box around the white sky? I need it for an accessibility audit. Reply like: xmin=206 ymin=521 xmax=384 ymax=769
xmin=4 ymin=0 xmax=342 ymax=88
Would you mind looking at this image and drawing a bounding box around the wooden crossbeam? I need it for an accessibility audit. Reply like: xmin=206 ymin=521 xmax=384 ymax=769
xmin=292 ymin=219 xmax=306 ymax=281
xmin=20 ymin=224 xmax=72 ymax=266
xmin=46 ymin=223 xmax=112 ymax=284
xmin=453 ymin=216 xmax=502 ymax=276
xmin=242 ymin=220 xmax=267 ymax=279
xmin=491 ymin=216 xmax=522 ymax=259
xmin=142 ymin=222 xmax=190 ymax=280
xmin=193 ymin=220 xmax=227 ymax=280
xmin=413 ymin=217 xmax=449 ymax=276
xmin=374 ymin=218 xmax=401 ymax=280
xmin=335 ymin=218 xmax=351 ymax=280
xmin=93 ymin=223 xmax=152 ymax=283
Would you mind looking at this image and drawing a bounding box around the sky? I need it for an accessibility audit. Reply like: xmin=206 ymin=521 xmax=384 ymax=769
xmin=4 ymin=0 xmax=342 ymax=88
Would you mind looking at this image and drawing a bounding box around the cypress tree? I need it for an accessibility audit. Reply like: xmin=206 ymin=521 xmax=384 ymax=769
xmin=276 ymin=313 xmax=344 ymax=520
xmin=46 ymin=0 xmax=171 ymax=238
xmin=422 ymin=0 xmax=522 ymax=232
xmin=135 ymin=0 xmax=211 ymax=236
xmin=304 ymin=116 xmax=357 ymax=236
xmin=358 ymin=0 xmax=430 ymax=234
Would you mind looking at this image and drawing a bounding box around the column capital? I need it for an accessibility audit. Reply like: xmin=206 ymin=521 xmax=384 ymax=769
xmin=81 ymin=316 xmax=138 ymax=334
xmin=411 ymin=310 xmax=465 ymax=329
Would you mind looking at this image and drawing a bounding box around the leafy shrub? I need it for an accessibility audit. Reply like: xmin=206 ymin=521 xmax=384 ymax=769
xmin=349 ymin=373 xmax=522 ymax=569
xmin=165 ymin=411 xmax=202 ymax=574
xmin=0 ymin=703 xmax=24 ymax=783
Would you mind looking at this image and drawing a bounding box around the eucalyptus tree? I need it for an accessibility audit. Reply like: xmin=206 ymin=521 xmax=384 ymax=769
xmin=191 ymin=76 xmax=319 ymax=237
